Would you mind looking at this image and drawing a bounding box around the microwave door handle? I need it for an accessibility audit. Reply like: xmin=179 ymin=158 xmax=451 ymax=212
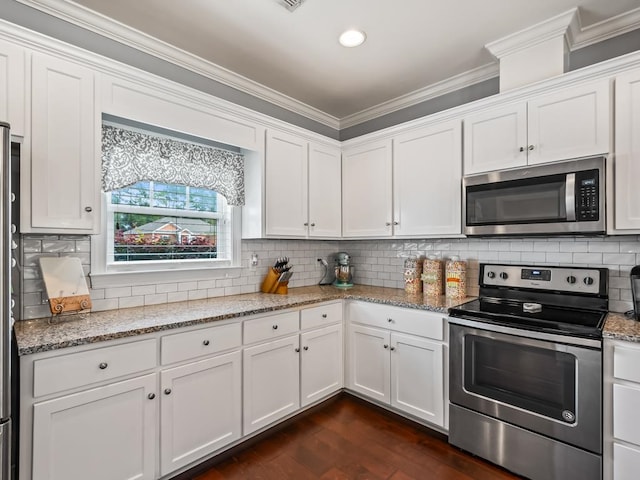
xmin=566 ymin=173 xmax=576 ymax=221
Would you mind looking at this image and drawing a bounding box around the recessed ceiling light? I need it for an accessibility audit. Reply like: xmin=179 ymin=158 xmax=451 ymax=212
xmin=339 ymin=29 xmax=366 ymax=48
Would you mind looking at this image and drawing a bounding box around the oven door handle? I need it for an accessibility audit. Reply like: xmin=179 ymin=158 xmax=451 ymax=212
xmin=447 ymin=316 xmax=602 ymax=349
xmin=566 ymin=173 xmax=576 ymax=221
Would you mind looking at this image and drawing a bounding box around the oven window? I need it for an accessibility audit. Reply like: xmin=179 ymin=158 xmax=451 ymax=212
xmin=464 ymin=335 xmax=576 ymax=422
xmin=466 ymin=174 xmax=567 ymax=225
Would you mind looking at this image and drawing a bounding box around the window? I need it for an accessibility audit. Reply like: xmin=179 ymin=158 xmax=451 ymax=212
xmin=108 ymin=181 xmax=231 ymax=264
xmin=91 ymin=122 xmax=244 ymax=287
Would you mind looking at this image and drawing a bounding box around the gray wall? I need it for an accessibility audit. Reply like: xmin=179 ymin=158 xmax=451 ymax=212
xmin=1 ymin=0 xmax=639 ymax=140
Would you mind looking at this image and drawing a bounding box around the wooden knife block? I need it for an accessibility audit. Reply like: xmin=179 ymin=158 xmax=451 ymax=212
xmin=260 ymin=268 xmax=289 ymax=295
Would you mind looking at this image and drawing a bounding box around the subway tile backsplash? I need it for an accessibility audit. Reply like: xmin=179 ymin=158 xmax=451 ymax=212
xmin=18 ymin=234 xmax=640 ymax=319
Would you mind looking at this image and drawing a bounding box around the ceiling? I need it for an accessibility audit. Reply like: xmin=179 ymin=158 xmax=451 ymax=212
xmin=28 ymin=0 xmax=640 ymax=126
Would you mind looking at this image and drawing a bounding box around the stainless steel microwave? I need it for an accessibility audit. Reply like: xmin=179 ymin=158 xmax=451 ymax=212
xmin=463 ymin=156 xmax=606 ymax=236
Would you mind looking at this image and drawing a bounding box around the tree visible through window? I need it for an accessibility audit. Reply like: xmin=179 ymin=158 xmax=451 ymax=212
xmin=107 ymin=181 xmax=230 ymax=263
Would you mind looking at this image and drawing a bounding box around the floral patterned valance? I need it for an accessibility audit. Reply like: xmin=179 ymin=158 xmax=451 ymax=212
xmin=101 ymin=124 xmax=245 ymax=206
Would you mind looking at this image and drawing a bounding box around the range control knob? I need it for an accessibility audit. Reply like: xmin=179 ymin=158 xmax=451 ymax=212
xmin=499 ymin=272 xmax=509 ymax=280
xmin=487 ymin=271 xmax=496 ymax=279
xmin=584 ymin=277 xmax=595 ymax=286
xmin=566 ymin=275 xmax=577 ymax=284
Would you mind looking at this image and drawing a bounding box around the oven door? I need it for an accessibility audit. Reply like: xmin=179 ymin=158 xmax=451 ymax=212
xmin=449 ymin=320 xmax=602 ymax=454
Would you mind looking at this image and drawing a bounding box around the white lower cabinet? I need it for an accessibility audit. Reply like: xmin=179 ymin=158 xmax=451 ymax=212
xmin=159 ymin=350 xmax=242 ymax=476
xmin=243 ymin=334 xmax=301 ymax=435
xmin=347 ymin=301 xmax=446 ymax=428
xmin=300 ymin=323 xmax=343 ymax=407
xmin=32 ymin=374 xmax=157 ymax=480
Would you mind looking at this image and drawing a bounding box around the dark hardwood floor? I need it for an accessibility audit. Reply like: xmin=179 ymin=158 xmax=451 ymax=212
xmin=185 ymin=394 xmax=522 ymax=480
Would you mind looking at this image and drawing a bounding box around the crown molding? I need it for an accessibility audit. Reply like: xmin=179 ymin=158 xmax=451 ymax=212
xmin=12 ymin=0 xmax=640 ymax=131
xmin=485 ymin=8 xmax=579 ymax=59
xmin=339 ymin=63 xmax=499 ymax=129
xmin=15 ymin=0 xmax=341 ymax=129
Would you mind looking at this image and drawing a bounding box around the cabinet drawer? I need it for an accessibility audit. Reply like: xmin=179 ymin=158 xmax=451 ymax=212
xmin=614 ymin=383 xmax=640 ymax=445
xmin=614 ymin=442 xmax=640 ymax=480
xmin=161 ymin=322 xmax=241 ymax=365
xmin=348 ymin=301 xmax=444 ymax=340
xmin=33 ymin=339 xmax=157 ymax=397
xmin=301 ymin=302 xmax=342 ymax=330
xmin=614 ymin=342 xmax=640 ymax=383
xmin=244 ymin=311 xmax=299 ymax=345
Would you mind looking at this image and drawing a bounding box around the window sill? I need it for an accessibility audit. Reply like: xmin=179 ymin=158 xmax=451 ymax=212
xmin=89 ymin=265 xmax=244 ymax=289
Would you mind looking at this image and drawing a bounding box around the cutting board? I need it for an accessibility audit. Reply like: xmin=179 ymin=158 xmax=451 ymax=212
xmin=39 ymin=257 xmax=92 ymax=314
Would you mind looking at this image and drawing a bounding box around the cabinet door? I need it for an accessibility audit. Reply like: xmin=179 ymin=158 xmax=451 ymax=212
xmin=0 ymin=39 xmax=25 ymax=137
xmin=390 ymin=332 xmax=444 ymax=426
xmin=348 ymin=324 xmax=390 ymax=403
xmin=613 ymin=69 xmax=640 ymax=231
xmin=300 ymin=324 xmax=343 ymax=407
xmin=393 ymin=120 xmax=462 ymax=236
xmin=527 ymin=80 xmax=610 ymax=166
xmin=463 ymin=103 xmax=527 ymax=174
xmin=243 ymin=335 xmax=300 ymax=434
xmin=265 ymin=129 xmax=308 ymax=236
xmin=614 ymin=443 xmax=640 ymax=480
xmin=342 ymin=139 xmax=392 ymax=237
xmin=160 ymin=351 xmax=241 ymax=476
xmin=30 ymin=53 xmax=98 ymax=232
xmin=308 ymin=142 xmax=341 ymax=238
xmin=32 ymin=374 xmax=156 ymax=480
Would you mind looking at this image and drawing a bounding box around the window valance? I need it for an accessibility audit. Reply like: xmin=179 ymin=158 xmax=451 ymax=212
xmin=101 ymin=124 xmax=245 ymax=206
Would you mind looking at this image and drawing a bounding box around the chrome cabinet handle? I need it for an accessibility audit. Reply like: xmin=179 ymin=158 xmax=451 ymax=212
xmin=383 ymin=344 xmax=389 ymax=349
xmin=390 ymin=346 xmax=396 ymax=351
xmin=84 ymin=206 xmax=93 ymax=212
xmin=99 ymin=362 xmax=108 ymax=370
xmin=519 ymin=147 xmax=524 ymax=152
xmin=164 ymin=388 xmax=172 ymax=395
xmin=310 ymin=223 xmax=316 ymax=227
xmin=303 ymin=346 xmax=309 ymax=351
xmin=322 ymin=314 xmax=327 ymax=318
xmin=203 ymin=339 xmax=210 ymax=346
xmin=528 ymin=145 xmax=534 ymax=150
xmin=295 ymin=347 xmax=300 ymax=352
xmin=272 ymin=324 xmax=278 ymax=330
xmin=148 ymin=393 xmax=156 ymax=400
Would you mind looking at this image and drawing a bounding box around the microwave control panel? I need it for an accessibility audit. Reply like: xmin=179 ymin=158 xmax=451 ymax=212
xmin=576 ymin=169 xmax=599 ymax=221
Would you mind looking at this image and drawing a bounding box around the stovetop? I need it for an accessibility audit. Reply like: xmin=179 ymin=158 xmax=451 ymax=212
xmin=448 ymin=263 xmax=609 ymax=340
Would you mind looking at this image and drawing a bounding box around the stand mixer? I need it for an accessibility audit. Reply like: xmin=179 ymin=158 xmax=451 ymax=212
xmin=319 ymin=252 xmax=354 ymax=288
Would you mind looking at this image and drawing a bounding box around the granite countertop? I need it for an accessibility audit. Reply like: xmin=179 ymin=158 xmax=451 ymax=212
xmin=604 ymin=312 xmax=640 ymax=343
xmin=15 ymin=285 xmax=474 ymax=356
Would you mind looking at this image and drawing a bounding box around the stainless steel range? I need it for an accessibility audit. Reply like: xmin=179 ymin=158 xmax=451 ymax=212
xmin=448 ymin=263 xmax=608 ymax=480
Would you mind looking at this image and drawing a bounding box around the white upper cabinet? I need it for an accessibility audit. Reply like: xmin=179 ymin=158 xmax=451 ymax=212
xmin=0 ymin=39 xmax=25 ymax=137
xmin=464 ymin=79 xmax=610 ymax=175
xmin=265 ymin=129 xmax=309 ymax=237
xmin=308 ymin=142 xmax=342 ymax=237
xmin=27 ymin=53 xmax=99 ymax=233
xmin=342 ymin=139 xmax=393 ymax=237
xmin=393 ymin=120 xmax=462 ymax=236
xmin=612 ymin=67 xmax=640 ymax=232
xmin=265 ymin=129 xmax=341 ymax=238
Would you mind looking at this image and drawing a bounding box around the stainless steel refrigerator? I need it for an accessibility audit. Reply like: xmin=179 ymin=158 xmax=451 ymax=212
xmin=0 ymin=121 xmax=12 ymax=480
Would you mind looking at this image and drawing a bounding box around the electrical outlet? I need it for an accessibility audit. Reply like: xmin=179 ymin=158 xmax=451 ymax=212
xmin=250 ymin=253 xmax=259 ymax=268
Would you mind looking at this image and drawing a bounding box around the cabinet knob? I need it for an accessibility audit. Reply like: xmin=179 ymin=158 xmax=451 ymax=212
xmin=322 ymin=314 xmax=327 ymax=318
xmin=203 ymin=339 xmax=210 ymax=346
xmin=390 ymin=346 xmax=396 ymax=351
xmin=164 ymin=388 xmax=172 ymax=395
xmin=148 ymin=393 xmax=156 ymax=400
xmin=528 ymin=145 xmax=535 ymax=151
xmin=304 ymin=222 xmax=309 ymax=226
xmin=519 ymin=146 xmax=525 ymax=152
xmin=387 ymin=318 xmax=393 ymax=323
xmin=385 ymin=222 xmax=391 ymax=226
xmin=303 ymin=346 xmax=309 ymax=351
xmin=310 ymin=223 xmax=316 ymax=227
xmin=272 ymin=324 xmax=278 ymax=330
xmin=99 ymin=362 xmax=108 ymax=370
xmin=383 ymin=344 xmax=389 ymax=349
xmin=84 ymin=206 xmax=93 ymax=212
xmin=295 ymin=347 xmax=300 ymax=353
xmin=393 ymin=221 xmax=399 ymax=226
